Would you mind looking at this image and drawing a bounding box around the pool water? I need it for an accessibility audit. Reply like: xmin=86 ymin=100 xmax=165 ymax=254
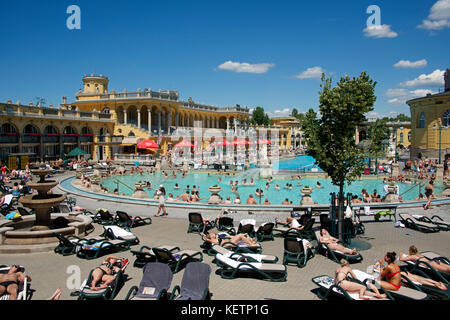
xmin=99 ymin=156 xmax=443 ymax=204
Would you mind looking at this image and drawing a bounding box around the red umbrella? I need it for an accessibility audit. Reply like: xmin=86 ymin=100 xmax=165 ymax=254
xmin=257 ymin=139 xmax=272 ymax=145
xmin=137 ymin=139 xmax=159 ymax=149
xmin=212 ymin=139 xmax=233 ymax=147
xmin=174 ymin=139 xmax=194 ymax=148
xmin=232 ymin=139 xmax=249 ymax=146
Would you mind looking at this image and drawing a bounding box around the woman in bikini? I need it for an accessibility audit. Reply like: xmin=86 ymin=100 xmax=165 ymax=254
xmin=90 ymin=256 xmax=128 ymax=290
xmin=201 ymin=232 xmax=259 ymax=247
xmin=399 ymin=245 xmax=450 ymax=274
xmin=377 ymin=251 xmax=402 ymax=291
xmin=334 ymin=259 xmax=386 ymax=300
xmin=319 ymin=229 xmax=358 ymax=256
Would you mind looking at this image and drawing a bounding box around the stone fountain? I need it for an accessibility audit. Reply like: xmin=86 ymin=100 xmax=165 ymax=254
xmin=0 ymin=167 xmax=92 ymax=253
xmin=19 ymin=168 xmax=67 ymax=231
xmin=300 ymin=186 xmax=314 ymax=205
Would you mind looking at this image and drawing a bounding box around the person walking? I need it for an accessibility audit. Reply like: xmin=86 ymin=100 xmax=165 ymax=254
xmin=155 ymin=185 xmax=168 ymax=217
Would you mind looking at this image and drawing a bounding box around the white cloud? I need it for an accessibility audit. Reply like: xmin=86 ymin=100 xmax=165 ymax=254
xmin=418 ymin=0 xmax=450 ymax=30
xmin=385 ymin=88 xmax=436 ymax=105
xmin=294 ymin=66 xmax=325 ymax=79
xmin=217 ymin=61 xmax=274 ymax=74
xmin=363 ymin=25 xmax=398 ymax=38
xmin=394 ymin=59 xmax=427 ymax=69
xmin=400 ymin=69 xmax=445 ymax=88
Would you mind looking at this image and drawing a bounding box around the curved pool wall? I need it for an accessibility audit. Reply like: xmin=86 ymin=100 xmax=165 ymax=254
xmin=60 ymin=176 xmax=450 ymax=214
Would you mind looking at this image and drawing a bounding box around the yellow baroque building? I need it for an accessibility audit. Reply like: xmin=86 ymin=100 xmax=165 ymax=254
xmin=407 ymin=68 xmax=450 ymax=162
xmin=0 ymin=74 xmax=251 ymax=165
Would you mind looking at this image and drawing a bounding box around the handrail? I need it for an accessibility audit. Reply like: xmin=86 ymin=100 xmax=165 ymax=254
xmin=112 ymin=177 xmax=134 ymax=192
xmin=400 ymin=182 xmax=422 ymax=197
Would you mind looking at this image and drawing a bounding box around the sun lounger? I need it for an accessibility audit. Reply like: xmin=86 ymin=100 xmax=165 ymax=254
xmin=400 ymin=272 xmax=450 ymax=300
xmin=0 ymin=265 xmax=31 ymax=300
xmin=78 ymin=265 xmax=127 ymax=300
xmin=187 ymin=212 xmax=214 ymax=233
xmin=311 ymin=275 xmax=389 ymax=300
xmin=103 ymin=225 xmax=140 ymax=246
xmin=412 ymin=215 xmax=450 ymax=232
xmin=216 ymin=216 xmax=234 ymax=232
xmin=255 ymin=222 xmax=275 ymax=242
xmin=53 ymin=232 xmax=108 ymax=256
xmin=131 ymin=245 xmax=180 ymax=268
xmin=210 ymin=244 xmax=278 ymax=265
xmin=351 ymin=269 xmax=429 ymax=300
xmin=401 ymin=253 xmax=450 ymax=284
xmin=114 ymin=211 xmax=152 ymax=229
xmin=75 ymin=237 xmax=131 ymax=260
xmin=398 ymin=213 xmax=440 ymax=233
xmin=152 ymin=247 xmax=203 ymax=273
xmin=283 ymin=236 xmax=314 ymax=268
xmin=169 ymin=262 xmax=212 ymax=300
xmin=237 ymin=219 xmax=256 ymax=237
xmin=215 ymin=253 xmax=287 ymax=282
xmin=313 ymin=230 xmax=363 ymax=264
xmin=200 ymin=232 xmax=263 ymax=255
xmin=125 ymin=262 xmax=173 ymax=300
xmin=92 ymin=208 xmax=115 ymax=225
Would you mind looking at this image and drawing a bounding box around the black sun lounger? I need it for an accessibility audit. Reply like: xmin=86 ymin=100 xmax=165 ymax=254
xmin=169 ymin=262 xmax=212 ymax=300
xmin=125 ymin=262 xmax=173 ymax=300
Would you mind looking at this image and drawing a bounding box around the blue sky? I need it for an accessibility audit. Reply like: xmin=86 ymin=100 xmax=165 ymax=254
xmin=0 ymin=0 xmax=449 ymax=119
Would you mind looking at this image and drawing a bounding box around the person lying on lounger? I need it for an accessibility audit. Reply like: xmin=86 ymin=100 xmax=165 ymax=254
xmin=399 ymin=245 xmax=450 ymax=274
xmin=400 ymin=271 xmax=447 ymax=291
xmin=334 ymin=259 xmax=387 ymax=300
xmin=275 ymin=216 xmax=304 ymax=231
xmin=89 ymin=256 xmax=128 ymax=291
xmin=201 ymin=232 xmax=258 ymax=247
xmin=0 ymin=265 xmax=31 ymax=300
xmin=318 ymin=229 xmax=358 ymax=255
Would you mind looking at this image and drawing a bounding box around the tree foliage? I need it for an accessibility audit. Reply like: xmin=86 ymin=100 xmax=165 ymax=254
xmin=302 ymin=72 xmax=377 ymax=187
xmin=251 ymin=107 xmax=271 ymax=126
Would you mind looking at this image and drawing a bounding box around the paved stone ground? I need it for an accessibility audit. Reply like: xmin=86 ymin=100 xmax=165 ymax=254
xmin=0 ymin=173 xmax=449 ymax=300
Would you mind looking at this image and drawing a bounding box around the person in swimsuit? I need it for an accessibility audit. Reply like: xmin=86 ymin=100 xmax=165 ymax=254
xmin=334 ymin=259 xmax=386 ymax=300
xmin=423 ymin=180 xmax=434 ymax=210
xmin=400 ymin=245 xmax=450 ymax=274
xmin=0 ymin=265 xmax=31 ymax=300
xmin=275 ymin=216 xmax=304 ymax=231
xmin=201 ymin=232 xmax=258 ymax=247
xmin=89 ymin=256 xmax=128 ymax=291
xmin=377 ymin=251 xmax=402 ymax=291
xmin=319 ymin=229 xmax=358 ymax=255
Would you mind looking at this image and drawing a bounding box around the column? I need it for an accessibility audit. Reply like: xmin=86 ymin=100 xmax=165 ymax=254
xmin=226 ymin=118 xmax=230 ymax=130
xmin=216 ymin=118 xmax=219 ymax=129
xmin=175 ymin=112 xmax=179 ymax=129
xmin=137 ymin=109 xmax=141 ymax=129
xmin=123 ymin=109 xmax=127 ymax=125
xmin=158 ymin=109 xmax=162 ymax=134
xmin=148 ymin=109 xmax=152 ymax=134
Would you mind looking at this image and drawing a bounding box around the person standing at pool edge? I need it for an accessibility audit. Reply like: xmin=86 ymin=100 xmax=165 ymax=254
xmin=155 ymin=185 xmax=167 ymax=217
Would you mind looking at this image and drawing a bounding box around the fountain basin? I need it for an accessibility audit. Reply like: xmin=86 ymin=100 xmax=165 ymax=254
xmin=0 ymin=213 xmax=92 ymax=246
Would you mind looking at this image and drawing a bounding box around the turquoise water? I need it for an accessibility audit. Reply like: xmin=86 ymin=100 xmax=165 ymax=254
xmin=99 ymin=157 xmax=442 ymax=205
xmin=274 ymin=155 xmax=321 ymax=171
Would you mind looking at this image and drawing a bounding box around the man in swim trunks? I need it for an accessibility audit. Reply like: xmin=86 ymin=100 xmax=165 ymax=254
xmin=0 ymin=265 xmax=31 ymax=300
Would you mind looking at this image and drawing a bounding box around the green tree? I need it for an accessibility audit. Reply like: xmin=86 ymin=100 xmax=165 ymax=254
xmin=251 ymin=107 xmax=271 ymax=125
xmin=302 ymin=72 xmax=377 ymax=241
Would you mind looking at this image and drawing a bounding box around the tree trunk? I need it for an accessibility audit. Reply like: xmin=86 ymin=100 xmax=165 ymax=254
xmin=338 ymin=182 xmax=344 ymax=242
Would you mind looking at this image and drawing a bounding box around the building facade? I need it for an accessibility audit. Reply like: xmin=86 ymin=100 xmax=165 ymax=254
xmin=0 ymin=75 xmax=252 ymax=162
xmin=407 ymin=68 xmax=450 ymax=161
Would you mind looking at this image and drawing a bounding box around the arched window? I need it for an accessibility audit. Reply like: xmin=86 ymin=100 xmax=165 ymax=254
xmin=63 ymin=126 xmax=77 ymax=136
xmin=23 ymin=124 xmax=39 ymax=135
xmin=417 ymin=112 xmax=426 ymax=128
xmin=44 ymin=125 xmax=59 ymax=136
xmin=399 ymin=133 xmax=404 ymax=144
xmin=102 ymin=108 xmax=110 ymax=114
xmin=408 ymin=131 xmax=411 ymax=142
xmin=442 ymin=109 xmax=450 ymax=127
xmin=1 ymin=123 xmax=17 ymax=135
xmin=81 ymin=127 xmax=93 ymax=135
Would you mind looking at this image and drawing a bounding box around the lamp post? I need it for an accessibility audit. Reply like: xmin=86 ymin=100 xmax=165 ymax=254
xmin=433 ymin=122 xmax=448 ymax=164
